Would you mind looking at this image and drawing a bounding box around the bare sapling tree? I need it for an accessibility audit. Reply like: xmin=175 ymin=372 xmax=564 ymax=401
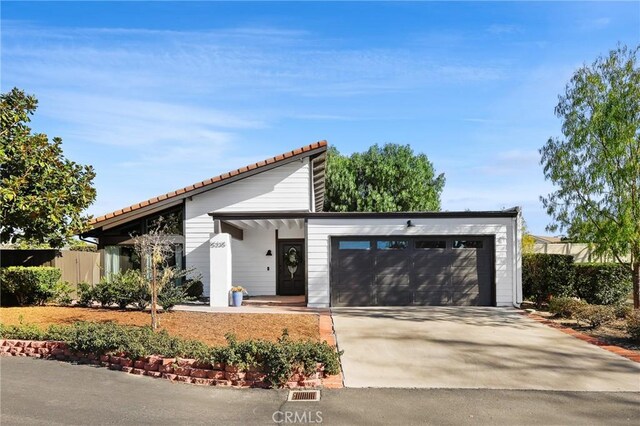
xmin=133 ymin=222 xmax=175 ymax=330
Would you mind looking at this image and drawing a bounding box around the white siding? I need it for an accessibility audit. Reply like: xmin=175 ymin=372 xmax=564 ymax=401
xmin=185 ymin=159 xmax=311 ymax=295
xmin=231 ymin=227 xmax=276 ymax=296
xmin=306 ymin=217 xmax=521 ymax=308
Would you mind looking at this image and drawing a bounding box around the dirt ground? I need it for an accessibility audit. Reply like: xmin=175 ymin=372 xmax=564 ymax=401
xmin=0 ymin=306 xmax=320 ymax=346
xmin=530 ymin=309 xmax=639 ymax=352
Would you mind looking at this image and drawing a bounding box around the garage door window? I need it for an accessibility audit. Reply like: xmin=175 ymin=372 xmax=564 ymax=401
xmin=453 ymin=240 xmax=484 ymax=249
xmin=415 ymin=240 xmax=446 ymax=249
xmin=377 ymin=240 xmax=408 ymax=250
xmin=338 ymin=240 xmax=371 ymax=250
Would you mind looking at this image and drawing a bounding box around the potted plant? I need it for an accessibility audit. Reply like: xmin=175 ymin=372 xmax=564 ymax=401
xmin=230 ymin=286 xmax=247 ymax=307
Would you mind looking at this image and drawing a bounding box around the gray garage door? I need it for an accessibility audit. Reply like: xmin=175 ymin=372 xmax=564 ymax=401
xmin=330 ymin=236 xmax=494 ymax=307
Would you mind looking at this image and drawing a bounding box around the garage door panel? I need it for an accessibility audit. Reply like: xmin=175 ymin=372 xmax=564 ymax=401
xmin=376 ymin=273 xmax=411 ymax=287
xmin=376 ymin=255 xmax=410 ymax=269
xmin=413 ymin=256 xmax=451 ymax=269
xmin=331 ymin=236 xmax=494 ymax=307
xmin=377 ymin=290 xmax=413 ymax=306
xmin=334 ymin=291 xmax=373 ymax=307
xmin=414 ymin=290 xmax=451 ymax=305
xmin=414 ymin=275 xmax=450 ymax=289
xmin=338 ymin=255 xmax=372 ymax=269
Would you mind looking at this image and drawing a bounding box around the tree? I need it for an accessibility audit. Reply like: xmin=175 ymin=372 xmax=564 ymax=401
xmin=324 ymin=144 xmax=445 ymax=212
xmin=133 ymin=226 xmax=175 ymax=330
xmin=540 ymin=45 xmax=640 ymax=308
xmin=132 ymin=221 xmax=196 ymax=330
xmin=0 ymin=88 xmax=96 ymax=247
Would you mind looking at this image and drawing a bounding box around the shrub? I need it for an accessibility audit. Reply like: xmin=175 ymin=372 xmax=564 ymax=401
xmin=573 ymin=304 xmax=616 ymax=329
xmin=0 ymin=266 xmax=62 ymax=306
xmin=112 ymin=270 xmax=147 ymax=310
xmin=0 ymin=321 xmax=342 ymax=387
xmin=186 ymin=280 xmax=203 ymax=298
xmin=626 ymin=311 xmax=640 ymax=341
xmin=76 ymin=282 xmax=94 ymax=307
xmin=522 ymin=254 xmax=575 ymax=307
xmin=158 ymin=284 xmax=190 ymax=311
xmin=548 ymin=297 xmax=587 ymax=318
xmin=574 ymin=263 xmax=632 ymax=306
xmin=93 ymin=277 xmax=118 ymax=307
xmin=52 ymin=281 xmax=74 ymax=306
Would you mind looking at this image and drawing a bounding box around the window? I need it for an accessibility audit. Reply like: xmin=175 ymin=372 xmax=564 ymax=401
xmin=146 ymin=209 xmax=183 ymax=235
xmin=415 ymin=240 xmax=446 ymax=249
xmin=339 ymin=240 xmax=371 ymax=250
xmin=377 ymin=240 xmax=408 ymax=250
xmin=453 ymin=240 xmax=483 ymax=249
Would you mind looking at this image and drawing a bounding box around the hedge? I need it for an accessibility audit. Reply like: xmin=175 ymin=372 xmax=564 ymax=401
xmin=0 ymin=321 xmax=342 ymax=387
xmin=0 ymin=266 xmax=61 ymax=306
xmin=574 ymin=263 xmax=632 ymax=306
xmin=522 ymin=254 xmax=575 ymax=306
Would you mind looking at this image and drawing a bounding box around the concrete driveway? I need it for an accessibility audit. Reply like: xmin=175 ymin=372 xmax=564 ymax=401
xmin=332 ymin=307 xmax=640 ymax=391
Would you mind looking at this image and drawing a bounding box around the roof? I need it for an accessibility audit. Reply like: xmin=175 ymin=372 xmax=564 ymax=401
xmin=89 ymin=140 xmax=328 ymax=229
xmin=208 ymin=207 xmax=521 ymax=220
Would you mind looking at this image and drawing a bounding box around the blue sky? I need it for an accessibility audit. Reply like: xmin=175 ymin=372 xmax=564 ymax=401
xmin=2 ymin=1 xmax=639 ymax=234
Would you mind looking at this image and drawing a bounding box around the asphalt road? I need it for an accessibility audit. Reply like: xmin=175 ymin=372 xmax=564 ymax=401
xmin=1 ymin=357 xmax=638 ymax=425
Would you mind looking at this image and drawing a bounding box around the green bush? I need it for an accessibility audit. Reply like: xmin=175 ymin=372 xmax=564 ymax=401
xmin=0 ymin=321 xmax=342 ymax=387
xmin=76 ymin=282 xmax=94 ymax=307
xmin=548 ymin=297 xmax=587 ymax=318
xmin=0 ymin=266 xmax=62 ymax=306
xmin=112 ymin=270 xmax=147 ymax=310
xmin=626 ymin=311 xmax=640 ymax=341
xmin=158 ymin=284 xmax=190 ymax=311
xmin=186 ymin=280 xmax=204 ymax=298
xmin=93 ymin=277 xmax=118 ymax=307
xmin=573 ymin=304 xmax=616 ymax=329
xmin=522 ymin=254 xmax=575 ymax=307
xmin=574 ymin=263 xmax=632 ymax=306
xmin=52 ymin=281 xmax=74 ymax=306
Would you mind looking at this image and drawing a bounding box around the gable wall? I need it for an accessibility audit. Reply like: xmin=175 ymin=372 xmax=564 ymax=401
xmin=185 ymin=159 xmax=311 ymax=295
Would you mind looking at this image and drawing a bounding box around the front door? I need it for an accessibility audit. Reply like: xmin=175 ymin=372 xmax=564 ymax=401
xmin=277 ymin=239 xmax=305 ymax=296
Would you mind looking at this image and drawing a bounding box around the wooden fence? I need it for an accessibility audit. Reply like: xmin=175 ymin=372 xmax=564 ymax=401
xmin=0 ymin=249 xmax=101 ymax=285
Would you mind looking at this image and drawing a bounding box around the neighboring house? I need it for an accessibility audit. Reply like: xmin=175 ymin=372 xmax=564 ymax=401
xmin=83 ymin=141 xmax=523 ymax=308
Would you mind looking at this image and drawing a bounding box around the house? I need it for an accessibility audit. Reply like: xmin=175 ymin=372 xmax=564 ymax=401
xmin=83 ymin=141 xmax=523 ymax=308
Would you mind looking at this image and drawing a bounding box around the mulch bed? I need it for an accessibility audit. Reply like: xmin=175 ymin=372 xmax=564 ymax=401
xmin=522 ymin=310 xmax=640 ymax=363
xmin=0 ymin=306 xmax=320 ymax=346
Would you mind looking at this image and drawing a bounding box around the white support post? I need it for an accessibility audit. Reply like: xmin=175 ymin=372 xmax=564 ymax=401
xmin=209 ymin=233 xmax=232 ymax=307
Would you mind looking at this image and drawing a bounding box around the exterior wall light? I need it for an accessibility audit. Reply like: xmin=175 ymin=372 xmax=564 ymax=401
xmin=266 ymin=250 xmax=273 ymax=256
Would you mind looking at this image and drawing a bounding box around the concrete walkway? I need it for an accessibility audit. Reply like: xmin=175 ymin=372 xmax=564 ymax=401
xmin=332 ymin=307 xmax=640 ymax=391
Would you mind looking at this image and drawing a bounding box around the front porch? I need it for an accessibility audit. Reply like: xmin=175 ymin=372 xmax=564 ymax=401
xmin=207 ymin=214 xmax=308 ymax=307
xmin=175 ymin=296 xmax=317 ymax=314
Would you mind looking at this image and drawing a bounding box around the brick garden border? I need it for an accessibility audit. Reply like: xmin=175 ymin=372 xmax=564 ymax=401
xmin=0 ymin=339 xmax=336 ymax=389
xmin=318 ymin=309 xmax=344 ymax=388
xmin=523 ymin=312 xmax=640 ymax=363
